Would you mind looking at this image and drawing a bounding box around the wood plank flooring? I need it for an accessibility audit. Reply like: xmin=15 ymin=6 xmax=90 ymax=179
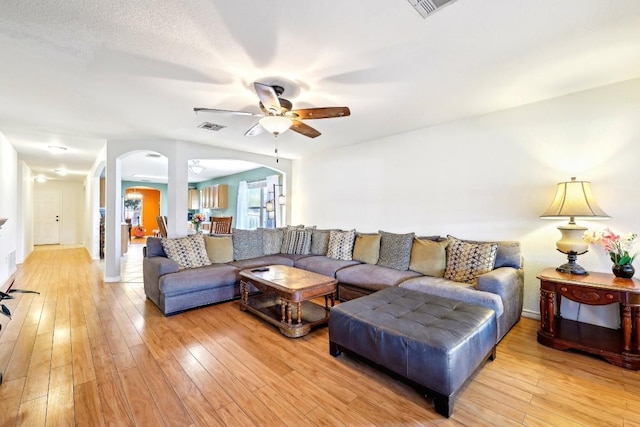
xmin=1 ymin=244 xmax=639 ymax=426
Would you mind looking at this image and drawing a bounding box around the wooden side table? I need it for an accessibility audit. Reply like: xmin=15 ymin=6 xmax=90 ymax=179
xmin=537 ymin=268 xmax=640 ymax=369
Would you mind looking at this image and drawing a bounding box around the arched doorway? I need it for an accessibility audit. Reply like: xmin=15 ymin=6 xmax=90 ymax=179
xmin=123 ymin=187 xmax=161 ymax=240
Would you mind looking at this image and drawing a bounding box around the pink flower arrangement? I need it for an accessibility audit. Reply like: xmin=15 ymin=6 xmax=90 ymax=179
xmin=192 ymin=213 xmax=206 ymax=225
xmin=583 ymin=228 xmax=638 ymax=266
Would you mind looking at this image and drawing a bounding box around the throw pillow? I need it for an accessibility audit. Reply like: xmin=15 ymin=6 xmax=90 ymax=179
xmin=203 ymin=235 xmax=234 ymax=263
xmin=352 ymin=233 xmax=381 ymax=265
xmin=326 ymin=229 xmax=356 ymax=260
xmin=160 ymin=234 xmax=211 ymax=269
xmin=409 ymin=238 xmax=448 ymax=277
xmin=444 ymin=236 xmax=498 ymax=284
xmin=281 ymin=226 xmax=314 ymax=255
xmin=280 ymin=225 xmax=304 ymax=253
xmin=262 ymin=228 xmax=284 ymax=255
xmin=311 ymin=229 xmax=332 ymax=255
xmin=377 ymin=230 xmax=415 ymax=270
xmin=232 ymin=229 xmax=264 ymax=261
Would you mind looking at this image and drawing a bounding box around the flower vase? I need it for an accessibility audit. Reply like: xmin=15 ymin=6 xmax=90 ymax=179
xmin=194 ymin=223 xmax=200 ymax=234
xmin=612 ymin=264 xmax=635 ymax=279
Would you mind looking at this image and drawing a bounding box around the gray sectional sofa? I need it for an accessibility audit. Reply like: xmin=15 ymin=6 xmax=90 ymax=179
xmin=143 ymin=227 xmax=524 ymax=342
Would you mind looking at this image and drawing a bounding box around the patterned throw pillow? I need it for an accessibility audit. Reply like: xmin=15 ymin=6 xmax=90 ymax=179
xmin=444 ymin=236 xmax=498 ymax=284
xmin=311 ymin=229 xmax=332 ymax=255
xmin=262 ymin=228 xmax=284 ymax=255
xmin=409 ymin=238 xmax=448 ymax=277
xmin=326 ymin=229 xmax=356 ymax=260
xmin=203 ymin=235 xmax=233 ymax=263
xmin=281 ymin=226 xmax=314 ymax=255
xmin=352 ymin=233 xmax=381 ymax=265
xmin=280 ymin=225 xmax=303 ymax=252
xmin=377 ymin=230 xmax=415 ymax=270
xmin=232 ymin=229 xmax=264 ymax=261
xmin=160 ymin=234 xmax=211 ymax=269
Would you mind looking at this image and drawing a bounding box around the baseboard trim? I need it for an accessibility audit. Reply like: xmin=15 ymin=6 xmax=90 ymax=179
xmin=1 ymin=273 xmax=15 ymax=293
xmin=522 ymin=309 xmax=540 ymax=320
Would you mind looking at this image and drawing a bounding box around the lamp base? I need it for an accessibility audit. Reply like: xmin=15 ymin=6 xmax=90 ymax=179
xmin=556 ymin=251 xmax=589 ymax=275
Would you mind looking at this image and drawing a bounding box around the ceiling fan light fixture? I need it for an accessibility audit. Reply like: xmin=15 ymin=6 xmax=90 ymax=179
xmin=189 ymin=160 xmax=204 ymax=174
xmin=259 ymin=116 xmax=292 ymax=136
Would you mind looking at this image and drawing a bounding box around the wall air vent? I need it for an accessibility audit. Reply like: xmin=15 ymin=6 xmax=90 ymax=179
xmin=198 ymin=122 xmax=226 ymax=132
xmin=406 ymin=0 xmax=459 ymax=18
xmin=145 ymin=153 xmax=162 ymax=158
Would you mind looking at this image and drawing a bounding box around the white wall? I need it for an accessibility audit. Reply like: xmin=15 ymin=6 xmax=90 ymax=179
xmin=293 ymin=77 xmax=640 ymax=323
xmin=0 ymin=132 xmax=18 ymax=289
xmin=17 ymin=159 xmax=34 ymax=263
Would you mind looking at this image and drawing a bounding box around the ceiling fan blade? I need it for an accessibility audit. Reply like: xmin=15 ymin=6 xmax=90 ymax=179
xmin=194 ymin=107 xmax=261 ymax=117
xmin=254 ymin=82 xmax=282 ymax=115
xmin=289 ymin=107 xmax=351 ymax=120
xmin=244 ymin=123 xmax=266 ymax=137
xmin=290 ymin=120 xmax=321 ymax=138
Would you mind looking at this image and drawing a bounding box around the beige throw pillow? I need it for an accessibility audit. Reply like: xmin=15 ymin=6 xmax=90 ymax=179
xmin=409 ymin=238 xmax=448 ymax=277
xmin=204 ymin=235 xmax=234 ymax=263
xmin=353 ymin=234 xmax=381 ymax=265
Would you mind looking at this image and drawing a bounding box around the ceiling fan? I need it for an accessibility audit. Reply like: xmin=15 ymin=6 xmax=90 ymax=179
xmin=194 ymin=82 xmax=351 ymax=139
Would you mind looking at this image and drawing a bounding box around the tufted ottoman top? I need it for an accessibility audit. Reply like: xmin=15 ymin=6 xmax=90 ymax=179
xmin=329 ymin=286 xmax=496 ymax=398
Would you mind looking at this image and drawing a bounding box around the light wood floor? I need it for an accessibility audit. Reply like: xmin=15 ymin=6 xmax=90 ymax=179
xmin=1 ymin=246 xmax=640 ymax=426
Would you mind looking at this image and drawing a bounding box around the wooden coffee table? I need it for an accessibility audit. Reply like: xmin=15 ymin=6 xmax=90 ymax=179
xmin=239 ymin=265 xmax=337 ymax=338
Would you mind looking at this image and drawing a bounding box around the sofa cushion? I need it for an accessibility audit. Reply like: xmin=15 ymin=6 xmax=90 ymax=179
xmin=409 ymin=238 xmax=448 ymax=277
xmin=204 ymin=235 xmax=234 ymax=263
xmin=327 ymin=229 xmax=356 ymax=260
xmin=145 ymin=237 xmax=166 ymax=257
xmin=336 ymin=263 xmax=421 ymax=292
xmin=159 ymin=264 xmax=238 ymax=296
xmin=262 ymin=228 xmax=284 ymax=255
xmin=311 ymin=229 xmax=332 ymax=256
xmin=294 ymin=255 xmax=359 ymax=278
xmin=232 ymin=229 xmax=264 ymax=261
xmin=352 ymin=233 xmax=381 ymax=265
xmin=161 ymin=234 xmax=211 ymax=269
xmin=281 ymin=226 xmax=314 ymax=255
xmin=444 ymin=236 xmax=498 ymax=284
xmin=494 ymin=241 xmax=521 ymax=269
xmin=377 ymin=230 xmax=415 ymax=271
xmin=228 ymin=254 xmax=295 ymax=270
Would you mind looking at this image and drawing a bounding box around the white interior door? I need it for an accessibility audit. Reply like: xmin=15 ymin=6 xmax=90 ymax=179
xmin=34 ymin=190 xmax=61 ymax=245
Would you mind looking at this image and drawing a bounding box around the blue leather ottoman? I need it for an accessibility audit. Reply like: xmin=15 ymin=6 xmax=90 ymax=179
xmin=329 ymin=286 xmax=496 ymax=417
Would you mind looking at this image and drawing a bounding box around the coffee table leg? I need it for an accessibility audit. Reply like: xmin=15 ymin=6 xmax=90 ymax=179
xmin=287 ymin=303 xmax=293 ymax=325
xmin=281 ymin=300 xmax=286 ymax=322
xmin=240 ymin=281 xmax=248 ymax=310
xmin=297 ymin=302 xmax=302 ymax=324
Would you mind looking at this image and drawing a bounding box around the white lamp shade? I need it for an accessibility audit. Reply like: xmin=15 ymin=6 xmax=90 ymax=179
xmin=259 ymin=116 xmax=292 ymax=135
xmin=540 ymin=177 xmax=609 ymax=222
xmin=278 ymin=194 xmax=286 ymax=205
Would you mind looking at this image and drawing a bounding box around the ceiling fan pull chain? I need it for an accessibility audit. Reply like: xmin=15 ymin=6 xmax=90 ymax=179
xmin=275 ymin=138 xmax=279 ymax=163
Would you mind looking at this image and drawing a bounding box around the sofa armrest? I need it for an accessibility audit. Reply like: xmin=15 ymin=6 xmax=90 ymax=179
xmin=143 ymin=256 xmax=180 ymax=306
xmin=476 ymin=266 xmax=524 ymax=338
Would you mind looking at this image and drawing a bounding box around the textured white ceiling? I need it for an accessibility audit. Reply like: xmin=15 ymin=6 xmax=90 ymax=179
xmin=2 ymin=0 xmax=640 ymax=182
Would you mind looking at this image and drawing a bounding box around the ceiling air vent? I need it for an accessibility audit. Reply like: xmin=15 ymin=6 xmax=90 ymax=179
xmin=198 ymin=122 xmax=226 ymax=132
xmin=406 ymin=0 xmax=459 ymax=18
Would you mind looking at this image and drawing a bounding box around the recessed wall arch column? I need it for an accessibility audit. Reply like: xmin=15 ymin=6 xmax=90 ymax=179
xmin=104 ymin=138 xmax=291 ymax=282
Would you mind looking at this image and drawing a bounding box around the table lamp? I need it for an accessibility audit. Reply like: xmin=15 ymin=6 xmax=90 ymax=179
xmin=540 ymin=177 xmax=609 ymax=275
